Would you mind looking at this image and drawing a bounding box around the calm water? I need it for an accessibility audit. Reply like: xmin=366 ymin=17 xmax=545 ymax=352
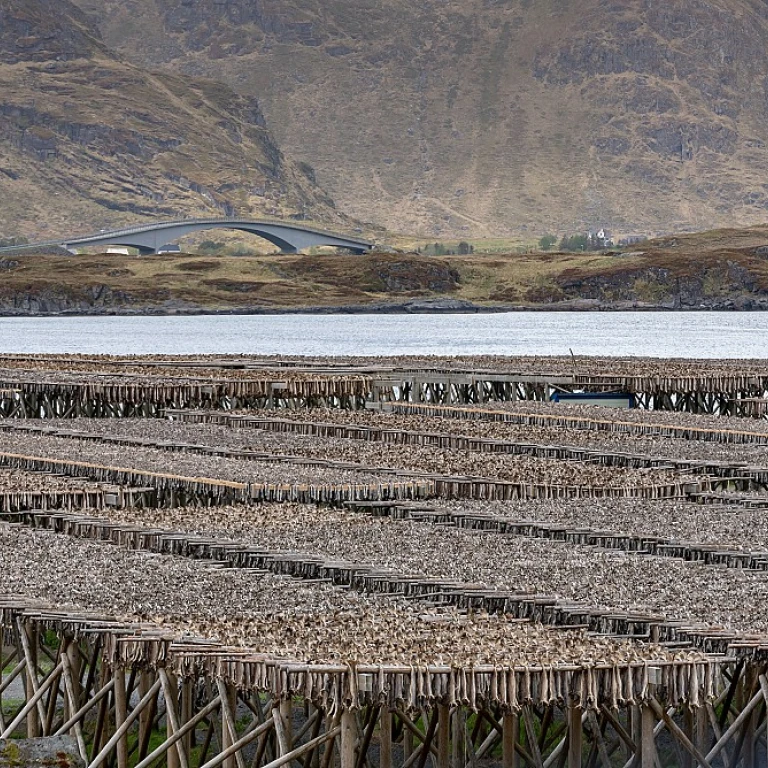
xmin=0 ymin=312 xmax=766 ymax=358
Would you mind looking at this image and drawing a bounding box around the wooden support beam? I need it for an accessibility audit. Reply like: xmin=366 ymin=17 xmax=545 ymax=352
xmin=462 ymin=717 xmax=479 ymax=768
xmin=640 ymin=706 xmax=656 ymax=768
xmin=274 ymin=705 xmax=291 ymax=757
xmin=60 ymin=647 xmax=87 ymax=764
xmin=114 ymin=665 xmax=129 ymax=768
xmin=705 ymin=682 xmax=766 ymax=765
xmin=586 ymin=710 xmax=611 ymax=768
xmin=234 ymin=724 xmax=341 ymax=768
xmin=181 ymin=677 xmax=194 ymax=756
xmin=647 ymin=698 xmax=713 ymax=768
xmin=319 ymin=714 xmax=338 ymax=768
xmin=137 ymin=671 xmax=155 ymax=762
xmin=380 ymin=708 xmax=393 ymax=768
xmin=414 ymin=708 xmax=439 ymax=768
xmin=340 ymin=711 xmax=357 ymax=768
xmin=522 ymin=707 xmax=545 ymax=768
xmin=598 ymin=706 xmax=636 ymax=754
xmin=396 ymin=709 xmax=439 ymax=759
xmin=0 ymin=658 xmax=26 ymax=697
xmin=568 ymin=707 xmax=582 ymax=768
xmin=89 ymin=676 xmax=161 ymax=768
xmin=0 ymin=659 xmax=63 ymax=739
xmin=281 ymin=698 xmax=294 ymax=751
xmin=502 ymin=713 xmax=518 ymax=768
xmin=90 ymin=661 xmax=111 ymax=760
xmin=219 ymin=681 xmax=240 ymax=768
xmin=54 ymin=677 xmax=114 ymax=736
xmin=355 ymin=705 xmax=381 ymax=768
xmin=161 ymin=669 xmax=190 ymax=768
xmin=43 ymin=654 xmax=62 ymax=737
xmin=134 ymin=695 xmax=223 ymax=768
xmin=18 ymin=621 xmax=43 ymax=736
xmin=437 ymin=705 xmax=450 ymax=768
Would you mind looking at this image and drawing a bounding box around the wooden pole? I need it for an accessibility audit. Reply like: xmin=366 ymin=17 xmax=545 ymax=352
xmin=114 ymin=665 xmax=129 ymax=768
xmin=280 ymin=697 xmax=294 ymax=750
xmin=502 ymin=713 xmax=518 ymax=768
xmin=437 ymin=705 xmax=450 ymax=768
xmin=60 ymin=649 xmax=87 ymax=764
xmin=182 ymin=677 xmax=194 ymax=755
xmin=568 ymin=706 xmax=582 ymax=768
xmin=134 ymin=695 xmax=223 ymax=768
xmin=20 ymin=622 xmax=41 ymax=737
xmin=380 ymin=708 xmax=392 ymax=768
xmin=682 ymin=707 xmax=694 ymax=768
xmin=646 ymin=699 xmax=713 ymax=768
xmin=54 ymin=677 xmax=114 ymax=736
xmin=161 ymin=669 xmax=189 ymax=768
xmin=89 ymin=677 xmax=162 ymax=768
xmin=138 ymin=670 xmax=154 ymax=762
xmin=220 ymin=682 xmax=239 ymax=768
xmin=0 ymin=660 xmax=63 ymax=739
xmin=341 ymin=710 xmax=357 ymax=768
xmin=705 ymin=684 xmax=765 ymax=764
xmin=640 ymin=705 xmax=656 ymax=768
xmin=452 ymin=708 xmax=467 ymax=768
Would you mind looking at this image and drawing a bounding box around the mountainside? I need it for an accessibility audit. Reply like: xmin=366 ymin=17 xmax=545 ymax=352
xmin=73 ymin=0 xmax=768 ymax=238
xmin=0 ymin=0 xmax=342 ymax=241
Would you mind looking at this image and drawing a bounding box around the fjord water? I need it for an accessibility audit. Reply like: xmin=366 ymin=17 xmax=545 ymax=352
xmin=0 ymin=312 xmax=766 ymax=358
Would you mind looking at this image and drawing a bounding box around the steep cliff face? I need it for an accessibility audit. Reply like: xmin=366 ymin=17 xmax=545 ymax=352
xmin=0 ymin=0 xmax=341 ymax=241
xmin=0 ymin=0 xmax=105 ymax=63
xmin=73 ymin=0 xmax=768 ymax=238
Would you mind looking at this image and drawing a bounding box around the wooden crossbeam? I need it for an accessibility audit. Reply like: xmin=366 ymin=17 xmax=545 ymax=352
xmin=89 ymin=676 xmax=161 ymax=768
xmin=134 ymin=695 xmax=223 ymax=768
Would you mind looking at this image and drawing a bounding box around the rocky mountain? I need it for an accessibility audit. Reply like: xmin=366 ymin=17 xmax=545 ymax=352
xmin=71 ymin=0 xmax=768 ymax=239
xmin=0 ymin=0 xmax=341 ymax=241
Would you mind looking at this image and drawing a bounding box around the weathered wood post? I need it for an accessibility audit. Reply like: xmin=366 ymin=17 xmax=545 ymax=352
xmin=340 ymin=709 xmax=356 ymax=768
xmin=502 ymin=712 xmax=518 ymax=768
xmin=181 ymin=676 xmax=194 ymax=756
xmin=280 ymin=697 xmax=294 ymax=753
xmin=221 ymin=682 xmax=238 ymax=768
xmin=114 ymin=665 xmax=129 ymax=768
xmin=567 ymin=705 xmax=582 ymax=768
xmin=437 ymin=704 xmax=450 ymax=768
xmin=379 ymin=708 xmax=392 ymax=768
xmin=641 ymin=705 xmax=656 ymax=768
xmin=23 ymin=623 xmax=40 ymax=738
xmin=138 ymin=669 xmax=156 ymax=762
xmin=166 ymin=670 xmax=182 ymax=768
xmin=65 ymin=639 xmax=82 ymax=721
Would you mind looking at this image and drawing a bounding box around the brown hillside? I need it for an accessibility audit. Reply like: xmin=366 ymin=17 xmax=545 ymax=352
xmin=74 ymin=0 xmax=768 ymax=238
xmin=0 ymin=0 xmax=343 ymax=241
xmin=4 ymin=226 xmax=768 ymax=313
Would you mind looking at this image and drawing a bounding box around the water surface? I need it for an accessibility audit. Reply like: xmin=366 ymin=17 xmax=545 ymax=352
xmin=0 ymin=312 xmax=765 ymax=358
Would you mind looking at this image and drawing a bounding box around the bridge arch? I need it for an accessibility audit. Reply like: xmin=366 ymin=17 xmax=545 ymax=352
xmin=59 ymin=218 xmax=373 ymax=255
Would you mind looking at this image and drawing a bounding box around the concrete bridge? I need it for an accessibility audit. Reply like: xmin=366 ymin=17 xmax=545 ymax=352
xmin=0 ymin=218 xmax=374 ymax=255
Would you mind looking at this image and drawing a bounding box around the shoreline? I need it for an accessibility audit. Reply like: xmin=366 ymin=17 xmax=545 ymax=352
xmin=0 ymin=303 xmax=765 ymax=317
xmin=3 ymin=293 xmax=768 ymax=317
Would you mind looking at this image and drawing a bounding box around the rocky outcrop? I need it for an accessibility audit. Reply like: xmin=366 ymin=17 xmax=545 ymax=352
xmin=0 ymin=736 xmax=82 ymax=767
xmin=0 ymin=0 xmax=105 ymax=63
